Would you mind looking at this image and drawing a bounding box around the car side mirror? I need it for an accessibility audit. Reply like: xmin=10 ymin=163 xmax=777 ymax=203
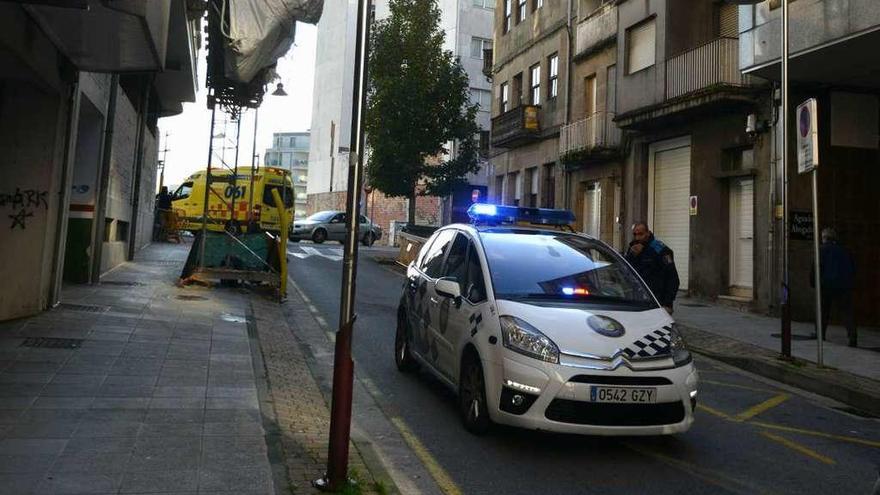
xmin=435 ymin=277 xmax=461 ymax=300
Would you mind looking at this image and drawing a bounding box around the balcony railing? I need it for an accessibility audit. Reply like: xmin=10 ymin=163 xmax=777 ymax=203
xmin=666 ymin=37 xmax=746 ymax=100
xmin=559 ymin=112 xmax=621 ymax=156
xmin=491 ymin=105 xmax=541 ymax=148
xmin=575 ymin=3 xmax=617 ymax=58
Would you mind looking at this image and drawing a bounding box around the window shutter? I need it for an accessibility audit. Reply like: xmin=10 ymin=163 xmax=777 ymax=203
xmin=627 ymin=19 xmax=656 ymax=74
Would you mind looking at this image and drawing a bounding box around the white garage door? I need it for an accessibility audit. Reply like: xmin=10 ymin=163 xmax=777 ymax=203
xmin=649 ymin=138 xmax=691 ymax=290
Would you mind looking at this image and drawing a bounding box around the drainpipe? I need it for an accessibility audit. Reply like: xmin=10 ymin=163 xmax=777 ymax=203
xmin=127 ymin=75 xmax=154 ymax=261
xmin=562 ymin=0 xmax=574 ymax=209
xmin=91 ymin=74 xmax=120 ymax=283
xmin=49 ymin=70 xmax=82 ymax=307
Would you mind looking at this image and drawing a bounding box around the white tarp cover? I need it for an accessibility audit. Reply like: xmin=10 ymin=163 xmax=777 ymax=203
xmin=221 ymin=0 xmax=324 ymax=84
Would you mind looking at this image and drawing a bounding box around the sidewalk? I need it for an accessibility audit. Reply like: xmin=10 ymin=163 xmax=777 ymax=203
xmin=0 ymin=242 xmax=383 ymax=495
xmin=675 ymin=296 xmax=880 ymax=416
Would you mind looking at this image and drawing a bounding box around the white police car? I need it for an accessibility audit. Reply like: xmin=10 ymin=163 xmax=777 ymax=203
xmin=395 ymin=204 xmax=698 ymax=435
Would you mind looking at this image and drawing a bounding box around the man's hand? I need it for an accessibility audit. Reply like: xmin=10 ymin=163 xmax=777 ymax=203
xmin=630 ymin=243 xmax=644 ymax=256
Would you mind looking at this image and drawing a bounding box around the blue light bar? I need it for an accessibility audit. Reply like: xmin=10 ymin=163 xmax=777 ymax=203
xmin=467 ymin=203 xmax=576 ymax=226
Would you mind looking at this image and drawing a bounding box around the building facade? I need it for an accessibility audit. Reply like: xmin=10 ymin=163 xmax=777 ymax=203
xmin=265 ymin=132 xmax=310 ymax=220
xmin=488 ymin=0 xmax=571 ymax=215
xmin=0 ymin=1 xmax=200 ymax=321
xmin=738 ymin=0 xmax=880 ymax=326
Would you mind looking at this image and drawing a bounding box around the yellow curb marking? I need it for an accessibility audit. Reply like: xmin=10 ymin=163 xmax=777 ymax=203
xmin=760 ymin=431 xmax=836 ymax=465
xmin=735 ymin=393 xmax=790 ymax=421
xmin=696 ymin=403 xmax=734 ymax=420
xmin=390 ymin=416 xmax=462 ymax=495
xmin=621 ymin=442 xmax=775 ymax=495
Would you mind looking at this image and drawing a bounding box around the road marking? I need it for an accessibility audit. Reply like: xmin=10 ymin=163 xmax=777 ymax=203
xmin=622 ymin=442 xmax=775 ymax=495
xmin=289 ymin=246 xmax=343 ymax=261
xmin=750 ymin=421 xmax=880 ymax=449
xmin=697 ymin=403 xmax=734 ymax=421
xmin=700 ymin=379 xmax=777 ymax=394
xmin=760 ymin=431 xmax=836 ymax=465
xmin=735 ymin=393 xmax=790 ymax=421
xmin=389 ymin=416 xmax=462 ymax=495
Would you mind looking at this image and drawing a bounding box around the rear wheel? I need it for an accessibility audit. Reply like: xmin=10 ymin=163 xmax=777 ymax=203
xmin=459 ymin=353 xmax=491 ymax=435
xmin=312 ymin=229 xmax=327 ymax=244
xmin=361 ymin=233 xmax=375 ymax=247
xmin=395 ymin=311 xmax=418 ymax=372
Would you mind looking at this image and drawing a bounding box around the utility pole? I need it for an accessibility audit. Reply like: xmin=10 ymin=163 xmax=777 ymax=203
xmin=780 ymin=0 xmax=792 ymax=358
xmin=314 ymin=0 xmax=371 ymax=490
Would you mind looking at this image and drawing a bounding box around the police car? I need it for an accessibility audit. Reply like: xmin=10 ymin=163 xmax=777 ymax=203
xmin=395 ymin=204 xmax=698 ymax=436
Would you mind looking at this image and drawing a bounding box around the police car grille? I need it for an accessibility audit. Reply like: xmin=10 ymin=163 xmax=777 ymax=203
xmin=544 ymin=399 xmax=685 ymax=426
xmin=569 ymin=375 xmax=672 ymax=386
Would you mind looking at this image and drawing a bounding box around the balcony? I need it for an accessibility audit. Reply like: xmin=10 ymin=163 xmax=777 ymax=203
xmin=559 ymin=112 xmax=621 ymax=158
xmin=666 ymin=37 xmax=748 ymax=100
xmin=575 ymin=3 xmax=617 ymax=59
xmin=491 ymin=105 xmax=541 ymax=148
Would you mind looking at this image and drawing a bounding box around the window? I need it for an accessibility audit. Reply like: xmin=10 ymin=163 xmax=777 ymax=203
xmin=263 ymin=185 xmax=294 ymax=208
xmin=504 ymin=0 xmax=512 ymax=33
xmin=528 ymin=167 xmax=539 ymax=207
xmin=115 ymin=220 xmax=129 ymax=242
xmin=626 ymin=18 xmax=656 ymax=74
xmin=531 ymin=0 xmax=542 ymax=12
xmin=173 ymin=182 xmax=193 ymax=200
xmin=470 ymin=37 xmax=492 ymax=59
xmin=473 ymin=0 xmax=493 ymax=9
xmin=479 ymin=130 xmax=490 ymax=157
xmin=442 ymin=233 xmax=470 ymax=294
xmin=529 ymin=63 xmax=541 ymax=105
xmin=548 ymin=54 xmax=558 ymax=99
xmin=542 ymin=163 xmax=555 ymax=208
xmin=517 ymin=0 xmax=526 ymax=23
xmin=584 ymin=74 xmax=596 ymax=116
xmin=512 ymin=73 xmax=523 ymax=107
xmin=421 ymin=230 xmax=456 ymax=278
xmin=281 ymin=152 xmax=292 ymax=168
xmin=513 ymin=172 xmax=522 ymax=206
xmin=359 ymin=215 xmax=368 ymax=224
xmin=500 ymin=82 xmax=510 ymax=113
xmin=465 ymin=243 xmax=487 ymax=303
xmin=470 ymin=88 xmax=492 ymax=110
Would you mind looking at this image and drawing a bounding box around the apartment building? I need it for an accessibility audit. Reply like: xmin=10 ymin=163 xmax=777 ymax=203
xmin=739 ymin=0 xmax=880 ymax=325
xmin=265 ymin=132 xmax=310 ymax=220
xmin=488 ymin=0 xmax=571 ymax=211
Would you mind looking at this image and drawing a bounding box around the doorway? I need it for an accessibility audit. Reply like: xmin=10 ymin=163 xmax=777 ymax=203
xmin=729 ymin=177 xmax=754 ymax=297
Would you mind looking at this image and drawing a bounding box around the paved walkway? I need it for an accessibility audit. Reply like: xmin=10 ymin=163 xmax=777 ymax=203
xmin=0 ymin=242 xmax=381 ymax=495
xmin=675 ymin=296 xmax=880 ymax=381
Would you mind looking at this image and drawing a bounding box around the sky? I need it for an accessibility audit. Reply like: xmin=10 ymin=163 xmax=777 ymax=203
xmin=157 ymin=22 xmax=318 ymax=190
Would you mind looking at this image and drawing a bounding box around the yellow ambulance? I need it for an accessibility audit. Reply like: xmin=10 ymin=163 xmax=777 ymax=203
xmin=170 ymin=167 xmax=294 ymax=234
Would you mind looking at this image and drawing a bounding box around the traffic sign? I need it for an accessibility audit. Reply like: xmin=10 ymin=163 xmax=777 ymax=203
xmin=796 ymin=98 xmax=819 ymax=174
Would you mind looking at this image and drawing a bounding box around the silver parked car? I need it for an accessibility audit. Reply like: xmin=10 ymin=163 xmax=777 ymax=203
xmin=289 ymin=210 xmax=383 ymax=246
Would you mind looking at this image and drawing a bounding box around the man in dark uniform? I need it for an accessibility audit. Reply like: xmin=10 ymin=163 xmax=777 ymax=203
xmin=625 ymin=222 xmax=680 ymax=313
xmin=811 ymin=228 xmax=858 ymax=347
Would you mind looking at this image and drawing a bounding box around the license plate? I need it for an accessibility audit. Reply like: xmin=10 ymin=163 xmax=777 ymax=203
xmin=590 ymin=386 xmax=656 ymax=404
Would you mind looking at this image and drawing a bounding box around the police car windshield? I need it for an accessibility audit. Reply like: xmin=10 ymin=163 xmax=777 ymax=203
xmin=480 ymin=231 xmax=654 ymax=307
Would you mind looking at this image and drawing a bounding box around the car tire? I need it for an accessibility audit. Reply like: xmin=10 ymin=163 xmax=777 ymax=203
xmin=312 ymin=229 xmax=327 ymax=244
xmin=395 ymin=311 xmax=418 ymax=372
xmin=459 ymin=352 xmax=491 ymax=435
xmin=361 ymin=233 xmax=375 ymax=247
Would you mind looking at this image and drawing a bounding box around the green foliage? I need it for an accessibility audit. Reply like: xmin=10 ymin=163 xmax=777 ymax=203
xmin=366 ymin=0 xmax=481 ymax=205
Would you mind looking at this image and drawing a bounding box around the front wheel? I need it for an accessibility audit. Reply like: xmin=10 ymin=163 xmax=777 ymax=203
xmin=395 ymin=312 xmax=418 ymax=372
xmin=312 ymin=229 xmax=327 ymax=244
xmin=459 ymin=354 xmax=491 ymax=435
xmin=361 ymin=233 xmax=375 ymax=247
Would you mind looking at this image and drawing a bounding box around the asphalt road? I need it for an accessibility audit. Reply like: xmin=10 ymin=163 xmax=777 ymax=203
xmin=287 ymin=242 xmax=880 ymax=495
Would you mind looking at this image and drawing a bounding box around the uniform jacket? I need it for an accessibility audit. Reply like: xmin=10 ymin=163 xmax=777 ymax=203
xmin=811 ymin=241 xmax=856 ymax=291
xmin=625 ymin=235 xmax=680 ymax=307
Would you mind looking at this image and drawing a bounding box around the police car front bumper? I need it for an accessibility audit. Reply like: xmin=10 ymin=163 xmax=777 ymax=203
xmin=484 ymin=352 xmax=698 ymax=436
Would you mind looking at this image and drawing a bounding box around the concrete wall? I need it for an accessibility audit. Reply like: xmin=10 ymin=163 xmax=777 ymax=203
xmin=616 ymin=0 xmax=666 ymax=116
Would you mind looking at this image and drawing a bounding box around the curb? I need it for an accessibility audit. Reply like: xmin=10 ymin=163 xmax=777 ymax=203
xmin=680 ymin=323 xmax=880 ymax=417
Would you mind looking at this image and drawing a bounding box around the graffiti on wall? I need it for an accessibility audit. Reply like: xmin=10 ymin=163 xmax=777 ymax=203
xmin=0 ymin=188 xmax=49 ymax=230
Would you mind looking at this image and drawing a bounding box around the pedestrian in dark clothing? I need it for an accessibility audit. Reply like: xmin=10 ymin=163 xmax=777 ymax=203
xmin=625 ymin=222 xmax=680 ymax=313
xmin=811 ymin=228 xmax=857 ymax=347
xmin=156 ymin=186 xmax=172 ymax=211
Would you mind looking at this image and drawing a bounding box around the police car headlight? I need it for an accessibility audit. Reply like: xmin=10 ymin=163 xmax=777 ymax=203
xmin=670 ymin=325 xmax=692 ymax=367
xmin=500 ymin=316 xmax=559 ymax=364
